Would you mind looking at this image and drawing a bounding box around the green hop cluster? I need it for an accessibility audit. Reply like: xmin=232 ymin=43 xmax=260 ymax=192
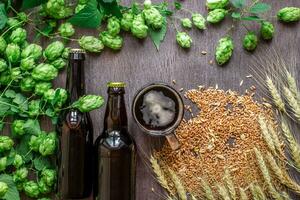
xmin=0 ymin=157 xmax=7 ymax=171
xmin=32 ymin=63 xmax=58 ymax=81
xmin=44 ymin=0 xmax=73 ymax=19
xmin=51 ymin=58 xmax=67 ymax=70
xmin=0 ymin=59 xmax=7 ymax=72
xmin=43 ymin=89 xmax=55 ymax=102
xmin=34 ymin=82 xmax=52 ymax=96
xmin=0 ymin=37 xmax=7 ymax=54
xmin=20 ymin=57 xmax=35 ymax=71
xmin=17 ymin=12 xmax=28 ymax=22
xmin=176 ymin=32 xmax=192 ymax=48
xmin=43 ymin=41 xmax=65 ymax=61
xmin=10 ymin=28 xmax=27 ymax=45
xmin=100 ymin=32 xmax=123 ymax=50
xmin=62 ymin=47 xmax=70 ymax=59
xmin=260 ymin=21 xmax=275 ymax=40
xmin=72 ymin=95 xmax=105 ymax=112
xmin=29 ymin=132 xmax=57 ymax=156
xmin=207 ymin=9 xmax=227 ymax=24
xmin=277 ymin=7 xmax=300 ymax=23
xmin=5 ymin=43 xmax=20 ymax=63
xmin=11 ymin=67 xmax=22 ymax=81
xmin=53 ymin=88 xmax=68 ymax=108
xmin=192 ymin=13 xmax=206 ymax=30
xmin=131 ymin=14 xmax=148 ymax=39
xmin=40 ymin=168 xmax=56 ymax=187
xmin=21 ymin=76 xmax=36 ymax=92
xmin=21 ymin=44 xmax=43 ymax=60
xmin=24 ymin=181 xmax=40 ymax=198
xmin=58 ymin=22 xmax=75 ymax=38
xmin=13 ymin=154 xmax=23 ymax=168
xmin=107 ymin=17 xmax=121 ymax=36
xmin=12 ymin=120 xmax=25 ymax=136
xmin=206 ymin=0 xmax=229 ymax=10
xmin=121 ymin=11 xmax=134 ymax=31
xmin=79 ymin=36 xmax=104 ymax=53
xmin=243 ymin=32 xmax=258 ymax=51
xmin=0 ymin=136 xmax=14 ymax=152
xmin=6 ymin=18 xmax=22 ymax=30
xmin=143 ymin=0 xmax=164 ymax=29
xmin=38 ymin=180 xmax=52 ymax=194
xmin=13 ymin=167 xmax=29 ymax=189
xmin=28 ymin=100 xmax=41 ymax=117
xmin=181 ymin=18 xmax=192 ymax=29
xmin=215 ymin=36 xmax=234 ymax=65
xmin=0 ymin=182 xmax=8 ymax=198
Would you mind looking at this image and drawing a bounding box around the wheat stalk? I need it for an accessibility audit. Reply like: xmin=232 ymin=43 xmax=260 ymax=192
xmin=199 ymin=178 xmax=215 ymax=200
xmin=258 ymin=116 xmax=276 ymax=155
xmin=168 ymin=168 xmax=187 ymax=200
xmin=266 ymin=75 xmax=286 ymax=112
xmin=223 ymin=169 xmax=237 ymax=200
xmin=281 ymin=120 xmax=300 ymax=170
xmin=283 ymin=86 xmax=300 ymax=121
xmin=150 ymin=155 xmax=172 ymax=194
xmin=239 ymin=188 xmax=248 ymax=200
xmin=265 ymin=151 xmax=300 ymax=194
xmin=286 ymin=70 xmax=300 ymax=104
xmin=216 ymin=184 xmax=231 ymax=200
xmin=249 ymin=183 xmax=267 ymax=200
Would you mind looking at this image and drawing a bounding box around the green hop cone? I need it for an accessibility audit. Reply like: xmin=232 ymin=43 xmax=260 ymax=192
xmin=53 ymin=88 xmax=68 ymax=108
xmin=39 ymin=132 xmax=57 ymax=156
xmin=44 ymin=41 xmax=65 ymax=61
xmin=0 ymin=182 xmax=8 ymax=198
xmin=11 ymin=67 xmax=22 ymax=81
xmin=144 ymin=0 xmax=152 ymax=9
xmin=121 ymin=12 xmax=134 ymax=31
xmin=277 ymin=7 xmax=300 ymax=23
xmin=21 ymin=44 xmax=43 ymax=60
xmin=38 ymin=180 xmax=52 ymax=194
xmin=6 ymin=18 xmax=22 ymax=30
xmin=143 ymin=3 xmax=164 ymax=29
xmin=243 ymin=32 xmax=258 ymax=51
xmin=13 ymin=167 xmax=28 ymax=182
xmin=181 ymin=18 xmax=192 ymax=29
xmin=206 ymin=0 xmax=229 ymax=10
xmin=260 ymin=21 xmax=275 ymax=40
xmin=21 ymin=76 xmax=36 ymax=92
xmin=192 ymin=13 xmax=206 ymax=30
xmin=28 ymin=100 xmax=41 ymax=117
xmin=131 ymin=14 xmax=148 ymax=39
xmin=215 ymin=36 xmax=234 ymax=65
xmin=51 ymin=58 xmax=67 ymax=70
xmin=62 ymin=47 xmax=71 ymax=59
xmin=58 ymin=22 xmax=75 ymax=37
xmin=29 ymin=133 xmax=46 ymax=152
xmin=78 ymin=36 xmax=104 ymax=53
xmin=23 ymin=181 xmax=40 ymax=198
xmin=10 ymin=28 xmax=27 ymax=45
xmin=0 ymin=71 xmax=11 ymax=86
xmin=207 ymin=9 xmax=227 ymax=24
xmin=34 ymin=82 xmax=52 ymax=96
xmin=0 ymin=157 xmax=7 ymax=171
xmin=18 ymin=12 xmax=28 ymax=22
xmin=0 ymin=36 xmax=7 ymax=54
xmin=20 ymin=58 xmax=36 ymax=71
xmin=176 ymin=32 xmax=192 ymax=48
xmin=5 ymin=43 xmax=20 ymax=63
xmin=0 ymin=59 xmax=8 ymax=72
xmin=0 ymin=136 xmax=14 ymax=153
xmin=12 ymin=120 xmax=26 ymax=136
xmin=13 ymin=154 xmax=23 ymax=168
xmin=40 ymin=168 xmax=57 ymax=187
xmin=32 ymin=63 xmax=58 ymax=81
xmin=72 ymin=95 xmax=105 ymax=112
xmin=100 ymin=32 xmax=123 ymax=50
xmin=107 ymin=16 xmax=121 ymax=36
xmin=44 ymin=0 xmax=73 ymax=19
xmin=43 ymin=89 xmax=55 ymax=102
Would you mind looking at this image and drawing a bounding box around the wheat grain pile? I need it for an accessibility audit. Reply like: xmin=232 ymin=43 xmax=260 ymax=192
xmin=154 ymin=87 xmax=283 ymax=197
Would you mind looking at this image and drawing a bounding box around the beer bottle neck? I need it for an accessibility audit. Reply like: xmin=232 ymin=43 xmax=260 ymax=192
xmin=66 ymin=59 xmax=85 ymax=103
xmin=103 ymin=88 xmax=128 ymax=133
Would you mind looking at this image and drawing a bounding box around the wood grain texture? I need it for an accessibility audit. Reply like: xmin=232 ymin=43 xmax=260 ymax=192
xmin=22 ymin=0 xmax=300 ymax=199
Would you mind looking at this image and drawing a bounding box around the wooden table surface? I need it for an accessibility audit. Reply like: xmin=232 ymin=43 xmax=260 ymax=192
xmin=26 ymin=0 xmax=300 ymax=199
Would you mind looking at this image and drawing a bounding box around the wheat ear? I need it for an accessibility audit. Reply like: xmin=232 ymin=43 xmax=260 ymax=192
xmin=266 ymin=75 xmax=286 ymax=112
xmin=216 ymin=184 xmax=231 ymax=200
xmin=281 ymin=120 xmax=300 ymax=170
xmin=150 ymin=156 xmax=172 ymax=194
xmin=239 ymin=188 xmax=248 ymax=200
xmin=281 ymin=191 xmax=292 ymax=200
xmin=267 ymin=124 xmax=285 ymax=158
xmin=223 ymin=169 xmax=237 ymax=200
xmin=265 ymin=151 xmax=300 ymax=195
xmin=286 ymin=70 xmax=300 ymax=104
xmin=249 ymin=183 xmax=267 ymax=200
xmin=258 ymin=116 xmax=276 ymax=155
xmin=283 ymin=87 xmax=300 ymax=121
xmin=168 ymin=168 xmax=187 ymax=200
xmin=190 ymin=195 xmax=197 ymax=200
xmin=199 ymin=178 xmax=215 ymax=200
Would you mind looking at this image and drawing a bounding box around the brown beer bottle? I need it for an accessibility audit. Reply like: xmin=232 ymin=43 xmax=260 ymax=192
xmin=57 ymin=49 xmax=93 ymax=199
xmin=94 ymin=82 xmax=136 ymax=200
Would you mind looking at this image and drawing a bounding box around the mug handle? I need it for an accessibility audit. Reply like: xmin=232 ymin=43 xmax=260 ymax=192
xmin=165 ymin=133 xmax=181 ymax=150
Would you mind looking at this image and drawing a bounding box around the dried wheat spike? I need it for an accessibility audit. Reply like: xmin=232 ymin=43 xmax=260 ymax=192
xmin=286 ymin=70 xmax=300 ymax=104
xmin=267 ymin=124 xmax=285 ymax=158
xmin=266 ymin=76 xmax=286 ymax=112
xmin=281 ymin=191 xmax=292 ymax=200
xmin=239 ymin=188 xmax=248 ymax=200
xmin=258 ymin=116 xmax=276 ymax=155
xmin=190 ymin=194 xmax=197 ymax=200
xmin=200 ymin=178 xmax=215 ymax=200
xmin=216 ymin=184 xmax=231 ymax=200
xmin=168 ymin=168 xmax=187 ymax=200
xmin=249 ymin=183 xmax=267 ymax=200
xmin=223 ymin=169 xmax=237 ymax=200
xmin=283 ymin=87 xmax=300 ymax=122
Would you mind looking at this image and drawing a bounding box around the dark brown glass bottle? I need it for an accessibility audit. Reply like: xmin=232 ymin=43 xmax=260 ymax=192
xmin=58 ymin=49 xmax=93 ymax=199
xmin=94 ymin=82 xmax=136 ymax=200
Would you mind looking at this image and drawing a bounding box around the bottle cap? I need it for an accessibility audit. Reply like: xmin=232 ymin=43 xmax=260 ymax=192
xmin=107 ymin=82 xmax=126 ymax=88
xmin=70 ymin=49 xmax=86 ymax=54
